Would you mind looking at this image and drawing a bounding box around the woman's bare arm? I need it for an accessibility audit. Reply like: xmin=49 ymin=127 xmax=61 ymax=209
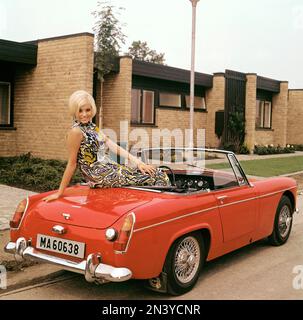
xmin=42 ymin=128 xmax=83 ymax=202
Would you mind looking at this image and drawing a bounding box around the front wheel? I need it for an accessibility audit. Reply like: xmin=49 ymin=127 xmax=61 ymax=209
xmin=268 ymin=196 xmax=293 ymax=246
xmin=164 ymin=232 xmax=204 ymax=295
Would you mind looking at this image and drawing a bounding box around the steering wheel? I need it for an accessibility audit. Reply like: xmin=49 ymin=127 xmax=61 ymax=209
xmin=158 ymin=165 xmax=176 ymax=186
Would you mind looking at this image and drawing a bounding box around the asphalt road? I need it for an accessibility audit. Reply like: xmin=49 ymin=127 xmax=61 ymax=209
xmin=1 ymin=195 xmax=303 ymax=300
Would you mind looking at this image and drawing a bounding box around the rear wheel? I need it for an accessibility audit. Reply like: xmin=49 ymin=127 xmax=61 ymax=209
xmin=268 ymin=196 xmax=293 ymax=246
xmin=164 ymin=232 xmax=204 ymax=295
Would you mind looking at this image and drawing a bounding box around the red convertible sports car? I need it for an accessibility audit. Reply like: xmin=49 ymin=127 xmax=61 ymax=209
xmin=4 ymin=148 xmax=298 ymax=295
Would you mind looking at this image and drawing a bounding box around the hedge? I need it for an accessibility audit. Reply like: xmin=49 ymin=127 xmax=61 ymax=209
xmin=0 ymin=153 xmax=83 ymax=193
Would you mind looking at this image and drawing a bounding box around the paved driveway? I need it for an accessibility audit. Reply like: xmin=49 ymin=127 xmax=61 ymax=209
xmin=0 ymin=185 xmax=36 ymax=231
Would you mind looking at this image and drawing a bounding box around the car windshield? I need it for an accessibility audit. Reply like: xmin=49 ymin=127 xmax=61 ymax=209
xmin=141 ymin=148 xmax=228 ymax=170
xmin=140 ymin=148 xmax=248 ymax=191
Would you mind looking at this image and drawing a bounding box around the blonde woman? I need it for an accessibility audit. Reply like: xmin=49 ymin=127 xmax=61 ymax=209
xmin=43 ymin=90 xmax=170 ymax=202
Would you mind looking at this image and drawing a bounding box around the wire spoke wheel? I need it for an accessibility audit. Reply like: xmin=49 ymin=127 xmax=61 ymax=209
xmin=174 ymin=236 xmax=201 ymax=284
xmin=164 ymin=232 xmax=205 ymax=295
xmin=269 ymin=195 xmax=293 ymax=246
xmin=278 ymin=205 xmax=292 ymax=239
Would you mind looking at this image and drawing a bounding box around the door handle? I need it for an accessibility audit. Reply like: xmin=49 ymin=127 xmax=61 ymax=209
xmin=217 ymin=195 xmax=227 ymax=204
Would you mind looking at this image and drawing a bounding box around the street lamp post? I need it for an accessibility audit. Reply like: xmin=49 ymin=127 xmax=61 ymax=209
xmin=189 ymin=0 xmax=199 ymax=149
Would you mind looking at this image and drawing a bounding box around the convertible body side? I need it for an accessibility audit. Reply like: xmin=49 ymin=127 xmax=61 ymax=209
xmin=8 ymin=175 xmax=296 ymax=280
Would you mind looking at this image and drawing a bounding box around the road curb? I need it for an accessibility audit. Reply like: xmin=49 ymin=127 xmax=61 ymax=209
xmin=0 ymin=269 xmax=69 ymax=296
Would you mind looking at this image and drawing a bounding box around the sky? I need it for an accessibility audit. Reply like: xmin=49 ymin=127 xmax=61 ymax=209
xmin=1 ymin=0 xmax=302 ymax=88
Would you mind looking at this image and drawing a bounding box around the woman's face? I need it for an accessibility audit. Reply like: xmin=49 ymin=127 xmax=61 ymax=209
xmin=76 ymin=103 xmax=93 ymax=124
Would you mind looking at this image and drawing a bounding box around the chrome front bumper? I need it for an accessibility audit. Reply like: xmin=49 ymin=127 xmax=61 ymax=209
xmin=4 ymin=238 xmax=132 ymax=283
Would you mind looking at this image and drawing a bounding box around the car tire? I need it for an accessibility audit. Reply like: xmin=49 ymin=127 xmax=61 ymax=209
xmin=268 ymin=195 xmax=293 ymax=246
xmin=164 ymin=232 xmax=205 ymax=295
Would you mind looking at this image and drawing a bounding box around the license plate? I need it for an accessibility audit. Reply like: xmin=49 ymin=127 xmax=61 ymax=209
xmin=36 ymin=234 xmax=85 ymax=259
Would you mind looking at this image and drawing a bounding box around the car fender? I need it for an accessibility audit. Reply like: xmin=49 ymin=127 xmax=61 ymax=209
xmin=153 ymin=222 xmax=214 ymax=277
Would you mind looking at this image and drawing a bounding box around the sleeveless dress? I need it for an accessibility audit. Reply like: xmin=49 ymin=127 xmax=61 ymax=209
xmin=73 ymin=121 xmax=170 ymax=188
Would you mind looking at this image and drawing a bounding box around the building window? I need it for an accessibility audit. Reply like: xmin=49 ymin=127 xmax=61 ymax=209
xmin=131 ymin=89 xmax=141 ymax=123
xmin=131 ymin=89 xmax=155 ymax=125
xmin=185 ymin=95 xmax=206 ymax=110
xmin=256 ymin=100 xmax=272 ymax=129
xmin=159 ymin=92 xmax=181 ymax=107
xmin=142 ymin=90 xmax=154 ymax=123
xmin=0 ymin=82 xmax=11 ymax=125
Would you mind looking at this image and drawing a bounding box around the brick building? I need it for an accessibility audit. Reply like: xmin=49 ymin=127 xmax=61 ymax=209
xmin=0 ymin=33 xmax=94 ymax=160
xmin=1 ymin=32 xmax=303 ymax=160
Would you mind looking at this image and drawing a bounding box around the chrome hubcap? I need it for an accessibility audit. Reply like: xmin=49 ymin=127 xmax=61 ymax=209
xmin=278 ymin=205 xmax=292 ymax=238
xmin=174 ymin=236 xmax=200 ymax=284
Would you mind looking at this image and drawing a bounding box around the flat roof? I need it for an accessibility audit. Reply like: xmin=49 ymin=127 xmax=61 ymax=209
xmin=132 ymin=59 xmax=213 ymax=88
xmin=25 ymin=32 xmax=94 ymax=45
xmin=256 ymin=75 xmax=281 ymax=93
xmin=0 ymin=39 xmax=37 ymax=65
xmin=224 ymin=69 xmax=281 ymax=93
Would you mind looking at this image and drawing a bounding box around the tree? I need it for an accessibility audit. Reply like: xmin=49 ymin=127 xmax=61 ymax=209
xmin=92 ymin=2 xmax=126 ymax=80
xmin=128 ymin=40 xmax=165 ymax=64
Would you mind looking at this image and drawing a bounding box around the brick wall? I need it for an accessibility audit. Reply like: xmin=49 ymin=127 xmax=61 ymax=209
xmin=245 ymin=77 xmax=289 ymax=150
xmin=0 ymin=130 xmax=18 ymax=156
xmin=272 ymin=82 xmax=288 ymax=146
xmin=94 ymin=77 xmax=102 ymax=129
xmin=129 ymin=109 xmax=207 ymax=150
xmin=255 ymin=130 xmax=274 ymax=146
xmin=0 ymin=33 xmax=94 ymax=160
xmin=102 ymin=56 xmax=132 ymax=143
xmin=205 ymin=74 xmax=225 ymax=148
xmin=102 ymin=57 xmax=208 ymax=150
xmin=287 ymin=89 xmax=303 ymax=144
xmin=244 ymin=74 xmax=257 ymax=152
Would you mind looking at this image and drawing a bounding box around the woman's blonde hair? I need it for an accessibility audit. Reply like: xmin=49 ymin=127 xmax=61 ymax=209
xmin=68 ymin=90 xmax=97 ymax=118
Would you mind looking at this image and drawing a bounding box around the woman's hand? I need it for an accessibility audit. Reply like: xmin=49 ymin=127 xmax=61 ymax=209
xmin=137 ymin=161 xmax=156 ymax=176
xmin=42 ymin=192 xmax=62 ymax=203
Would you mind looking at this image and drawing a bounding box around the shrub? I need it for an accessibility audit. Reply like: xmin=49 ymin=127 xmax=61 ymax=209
xmin=292 ymin=144 xmax=303 ymax=151
xmin=221 ymin=142 xmax=236 ymax=153
xmin=239 ymin=144 xmax=250 ymax=154
xmin=221 ymin=142 xmax=250 ymax=154
xmin=226 ymin=106 xmax=245 ymax=154
xmin=253 ymin=144 xmax=296 ymax=155
xmin=0 ymin=153 xmax=83 ymax=193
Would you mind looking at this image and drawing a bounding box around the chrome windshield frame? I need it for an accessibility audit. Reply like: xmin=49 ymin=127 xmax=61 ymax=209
xmin=140 ymin=147 xmax=252 ymax=188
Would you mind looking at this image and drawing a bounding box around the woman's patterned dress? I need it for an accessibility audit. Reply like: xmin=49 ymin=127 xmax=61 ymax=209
xmin=73 ymin=121 xmax=170 ymax=188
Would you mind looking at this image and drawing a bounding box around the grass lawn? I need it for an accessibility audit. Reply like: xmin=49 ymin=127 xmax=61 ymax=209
xmin=208 ymin=155 xmax=303 ymax=177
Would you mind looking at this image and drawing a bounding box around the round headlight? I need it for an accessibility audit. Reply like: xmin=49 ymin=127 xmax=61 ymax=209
xmin=105 ymin=228 xmax=117 ymax=241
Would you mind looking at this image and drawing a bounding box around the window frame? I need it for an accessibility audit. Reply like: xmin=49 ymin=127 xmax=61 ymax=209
xmin=131 ymin=88 xmax=141 ymax=124
xmin=255 ymin=99 xmax=272 ymax=129
xmin=185 ymin=95 xmax=206 ymax=110
xmin=131 ymin=85 xmax=207 ymax=127
xmin=142 ymin=90 xmax=155 ymax=124
xmin=0 ymin=81 xmax=12 ymax=127
xmin=131 ymin=88 xmax=156 ymax=125
xmin=158 ymin=91 xmax=207 ymax=112
xmin=159 ymin=92 xmax=182 ymax=108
